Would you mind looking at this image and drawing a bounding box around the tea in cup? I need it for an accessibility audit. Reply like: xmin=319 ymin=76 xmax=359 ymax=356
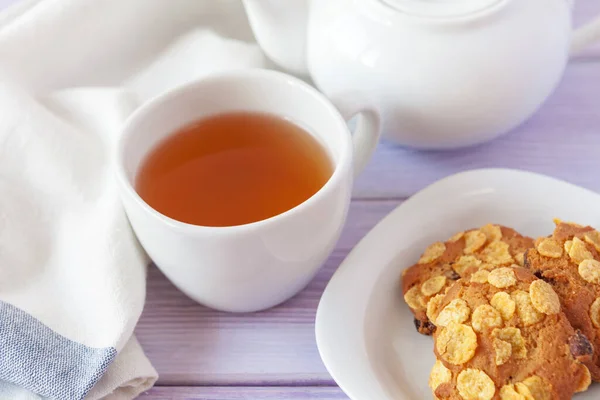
xmin=135 ymin=111 xmax=334 ymax=227
xmin=116 ymin=69 xmax=380 ymax=312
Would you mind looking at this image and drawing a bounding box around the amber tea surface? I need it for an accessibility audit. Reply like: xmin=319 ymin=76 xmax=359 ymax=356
xmin=136 ymin=112 xmax=333 ymax=227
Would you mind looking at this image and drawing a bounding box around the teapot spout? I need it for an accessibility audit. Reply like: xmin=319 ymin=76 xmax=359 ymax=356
xmin=242 ymin=0 xmax=310 ymax=76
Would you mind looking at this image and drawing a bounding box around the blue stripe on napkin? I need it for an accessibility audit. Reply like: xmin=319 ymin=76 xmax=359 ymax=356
xmin=0 ymin=300 xmax=117 ymax=400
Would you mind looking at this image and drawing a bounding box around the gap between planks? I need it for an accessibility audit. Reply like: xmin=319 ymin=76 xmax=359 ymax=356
xmin=149 ymin=382 xmax=339 ymax=388
xmin=350 ymin=196 xmax=408 ymax=202
xmin=571 ymin=55 xmax=600 ymax=64
xmin=139 ymin=386 xmax=349 ymax=399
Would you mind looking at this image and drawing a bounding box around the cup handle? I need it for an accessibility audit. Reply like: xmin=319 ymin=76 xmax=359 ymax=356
xmin=331 ymin=96 xmax=381 ymax=178
xmin=571 ymin=14 xmax=600 ymax=56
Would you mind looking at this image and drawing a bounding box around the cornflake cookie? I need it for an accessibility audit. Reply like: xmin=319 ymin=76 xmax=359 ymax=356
xmin=402 ymin=225 xmax=533 ymax=335
xmin=429 ymin=267 xmax=591 ymax=400
xmin=525 ymin=220 xmax=600 ymax=381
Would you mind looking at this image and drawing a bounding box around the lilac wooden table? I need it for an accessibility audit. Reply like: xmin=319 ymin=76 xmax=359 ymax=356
xmin=128 ymin=4 xmax=600 ymax=399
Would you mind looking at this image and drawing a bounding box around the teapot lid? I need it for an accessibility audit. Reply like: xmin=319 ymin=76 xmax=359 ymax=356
xmin=380 ymin=0 xmax=503 ymax=18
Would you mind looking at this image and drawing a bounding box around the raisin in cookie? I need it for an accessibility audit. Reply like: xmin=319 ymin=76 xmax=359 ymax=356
xmin=429 ymin=267 xmax=591 ymax=400
xmin=525 ymin=220 xmax=600 ymax=381
xmin=402 ymin=224 xmax=534 ymax=335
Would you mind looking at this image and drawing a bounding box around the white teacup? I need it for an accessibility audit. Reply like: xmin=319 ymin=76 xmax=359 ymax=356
xmin=116 ymin=69 xmax=380 ymax=312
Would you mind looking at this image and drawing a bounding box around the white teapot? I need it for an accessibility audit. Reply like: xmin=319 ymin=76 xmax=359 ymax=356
xmin=242 ymin=0 xmax=600 ymax=149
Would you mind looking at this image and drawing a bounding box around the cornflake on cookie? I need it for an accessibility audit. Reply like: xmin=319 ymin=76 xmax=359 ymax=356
xmin=402 ymin=225 xmax=533 ymax=335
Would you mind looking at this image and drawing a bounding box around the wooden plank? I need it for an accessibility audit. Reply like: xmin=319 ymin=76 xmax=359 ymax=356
xmin=139 ymin=386 xmax=348 ymax=400
xmin=353 ymin=62 xmax=600 ymax=199
xmin=135 ymin=200 xmax=401 ymax=385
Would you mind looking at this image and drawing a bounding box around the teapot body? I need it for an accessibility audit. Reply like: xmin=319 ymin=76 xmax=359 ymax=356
xmin=307 ymin=0 xmax=572 ymax=148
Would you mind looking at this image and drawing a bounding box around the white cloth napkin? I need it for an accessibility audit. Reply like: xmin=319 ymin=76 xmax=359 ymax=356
xmin=0 ymin=0 xmax=269 ymax=398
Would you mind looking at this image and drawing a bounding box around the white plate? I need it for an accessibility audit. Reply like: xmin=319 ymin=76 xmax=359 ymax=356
xmin=315 ymin=168 xmax=600 ymax=400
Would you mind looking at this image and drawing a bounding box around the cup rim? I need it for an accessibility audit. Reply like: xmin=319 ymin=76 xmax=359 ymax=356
xmin=116 ymin=68 xmax=353 ymax=233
